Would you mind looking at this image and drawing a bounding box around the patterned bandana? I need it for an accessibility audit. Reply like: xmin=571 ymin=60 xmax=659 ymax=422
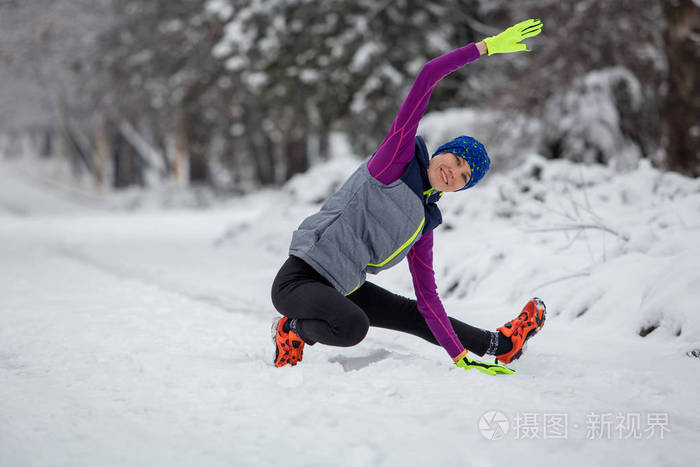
xmin=432 ymin=136 xmax=490 ymax=190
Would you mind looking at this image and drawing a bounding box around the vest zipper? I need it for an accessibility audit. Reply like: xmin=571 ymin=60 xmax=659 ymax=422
xmin=367 ymin=217 xmax=425 ymax=268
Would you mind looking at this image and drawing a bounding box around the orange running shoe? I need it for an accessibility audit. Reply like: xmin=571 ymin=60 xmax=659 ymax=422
xmin=287 ymin=328 xmax=305 ymax=366
xmin=272 ymin=317 xmax=305 ymax=367
xmin=495 ymin=298 xmax=546 ymax=364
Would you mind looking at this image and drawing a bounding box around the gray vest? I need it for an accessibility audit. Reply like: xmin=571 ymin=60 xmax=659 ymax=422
xmin=289 ymin=162 xmax=425 ymax=295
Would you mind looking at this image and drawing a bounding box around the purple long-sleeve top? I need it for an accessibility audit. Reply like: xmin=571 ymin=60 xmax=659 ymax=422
xmin=366 ymin=42 xmax=481 ymax=359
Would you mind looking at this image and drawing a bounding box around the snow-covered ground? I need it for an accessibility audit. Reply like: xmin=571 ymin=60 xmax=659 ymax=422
xmin=1 ymin=152 xmax=699 ymax=467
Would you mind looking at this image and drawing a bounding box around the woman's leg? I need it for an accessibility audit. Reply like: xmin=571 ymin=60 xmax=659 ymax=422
xmin=271 ymin=256 xmax=369 ymax=347
xmin=347 ymin=281 xmax=493 ymax=356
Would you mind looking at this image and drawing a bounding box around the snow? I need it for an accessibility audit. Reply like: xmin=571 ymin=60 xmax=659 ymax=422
xmin=205 ymin=0 xmax=232 ymax=21
xmin=1 ymin=147 xmax=699 ymax=466
xmin=349 ymin=42 xmax=381 ymax=73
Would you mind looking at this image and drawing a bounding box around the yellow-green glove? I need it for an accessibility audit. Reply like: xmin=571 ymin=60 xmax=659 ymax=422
xmin=483 ymin=18 xmax=543 ymax=56
xmin=455 ymin=354 xmax=515 ymax=375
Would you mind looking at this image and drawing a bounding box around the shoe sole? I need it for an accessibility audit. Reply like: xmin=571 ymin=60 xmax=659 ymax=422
xmin=272 ymin=317 xmax=301 ymax=367
xmin=271 ymin=317 xmax=285 ymax=367
xmin=511 ymin=298 xmax=547 ymax=361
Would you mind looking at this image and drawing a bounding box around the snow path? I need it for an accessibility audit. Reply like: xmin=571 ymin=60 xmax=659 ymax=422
xmin=1 ymin=160 xmax=698 ymax=466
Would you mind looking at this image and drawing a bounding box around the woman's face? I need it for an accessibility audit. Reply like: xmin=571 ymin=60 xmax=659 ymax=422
xmin=427 ymin=152 xmax=472 ymax=192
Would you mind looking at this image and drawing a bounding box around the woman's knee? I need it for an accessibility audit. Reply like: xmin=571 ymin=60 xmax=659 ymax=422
xmin=270 ymin=276 xmax=285 ymax=312
xmin=333 ymin=311 xmax=370 ymax=346
xmin=270 ymin=275 xmax=285 ymax=307
xmin=270 ymin=260 xmax=296 ymax=312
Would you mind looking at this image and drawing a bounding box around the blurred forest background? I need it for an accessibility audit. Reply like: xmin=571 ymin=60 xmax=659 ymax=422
xmin=0 ymin=0 xmax=698 ymax=193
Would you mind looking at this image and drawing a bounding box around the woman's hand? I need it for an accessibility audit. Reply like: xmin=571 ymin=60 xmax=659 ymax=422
xmin=455 ymin=353 xmax=515 ymax=375
xmin=483 ymin=18 xmax=543 ymax=56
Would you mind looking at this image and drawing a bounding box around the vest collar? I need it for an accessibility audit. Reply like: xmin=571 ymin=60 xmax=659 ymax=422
xmin=414 ymin=136 xmax=443 ymax=204
xmin=400 ymin=136 xmax=443 ymax=235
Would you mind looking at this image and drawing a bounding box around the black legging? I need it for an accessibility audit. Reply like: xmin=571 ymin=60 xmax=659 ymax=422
xmin=271 ymin=255 xmax=492 ymax=356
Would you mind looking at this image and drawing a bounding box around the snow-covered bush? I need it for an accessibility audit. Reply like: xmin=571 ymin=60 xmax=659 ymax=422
xmin=542 ymin=67 xmax=644 ymax=170
xmin=436 ymin=153 xmax=700 ymax=356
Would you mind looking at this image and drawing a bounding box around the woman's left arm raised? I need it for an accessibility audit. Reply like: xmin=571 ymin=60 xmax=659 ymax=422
xmin=367 ymin=43 xmax=485 ymax=185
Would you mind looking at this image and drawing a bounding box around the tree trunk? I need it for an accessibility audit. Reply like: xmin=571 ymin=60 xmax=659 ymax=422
xmin=91 ymin=109 xmax=112 ymax=188
xmin=65 ymin=125 xmax=92 ymax=176
xmin=246 ymin=129 xmax=276 ymax=186
xmin=243 ymin=105 xmax=276 ymax=186
xmin=171 ymin=108 xmax=190 ymax=186
xmin=284 ymin=125 xmax=309 ymax=181
xmin=114 ymin=130 xmax=144 ymax=188
xmin=183 ymin=111 xmax=209 ymax=185
xmin=113 ymin=132 xmax=129 ymax=188
xmin=318 ymin=129 xmax=330 ymax=161
xmin=663 ymin=0 xmax=700 ymax=176
xmin=40 ymin=129 xmax=52 ymax=158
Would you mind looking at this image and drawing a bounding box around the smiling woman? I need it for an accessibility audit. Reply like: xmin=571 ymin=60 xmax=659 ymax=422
xmin=428 ymin=152 xmax=472 ymax=192
xmin=428 ymin=135 xmax=490 ymax=192
xmin=271 ymin=19 xmax=547 ymax=375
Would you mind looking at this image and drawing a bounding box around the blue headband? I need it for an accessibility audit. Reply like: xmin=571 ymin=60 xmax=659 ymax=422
xmin=432 ymin=136 xmax=490 ymax=190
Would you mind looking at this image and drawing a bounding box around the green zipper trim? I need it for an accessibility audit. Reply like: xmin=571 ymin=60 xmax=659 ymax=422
xmin=367 ymin=217 xmax=425 ymax=268
xmin=423 ymin=187 xmax=444 ymax=197
xmin=345 ymin=282 xmax=362 ymax=296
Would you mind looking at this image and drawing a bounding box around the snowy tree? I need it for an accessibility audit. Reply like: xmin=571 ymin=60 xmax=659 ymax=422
xmin=213 ymin=0 xmax=484 ymax=165
xmin=94 ymin=0 xmax=230 ymax=186
xmin=663 ymin=0 xmax=700 ymax=177
xmin=472 ymin=0 xmax=668 ymax=170
xmin=0 ymin=0 xmax=113 ymax=179
xmin=2 ymin=0 xmax=697 ymax=189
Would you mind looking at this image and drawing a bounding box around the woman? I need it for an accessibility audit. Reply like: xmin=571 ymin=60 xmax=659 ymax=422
xmin=271 ymin=19 xmax=546 ymax=375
